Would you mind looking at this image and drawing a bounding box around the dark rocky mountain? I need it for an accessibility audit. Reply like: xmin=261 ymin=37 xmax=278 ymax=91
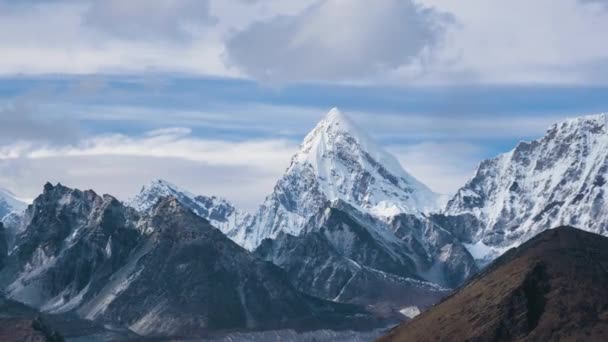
xmin=379 ymin=226 xmax=608 ymax=342
xmin=0 ymin=183 xmax=379 ymax=338
xmin=389 ymin=213 xmax=478 ymax=288
xmin=0 ymin=183 xmax=142 ymax=312
xmin=80 ymin=196 xmax=370 ymax=337
xmin=255 ymin=201 xmax=475 ymax=315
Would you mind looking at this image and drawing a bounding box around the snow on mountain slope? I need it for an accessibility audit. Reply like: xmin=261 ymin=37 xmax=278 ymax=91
xmin=444 ymin=113 xmax=608 ymax=256
xmin=0 ymin=188 xmax=28 ymax=220
xmin=0 ymin=188 xmax=30 ymax=249
xmin=128 ymin=179 xmax=252 ymax=240
xmin=242 ymin=108 xmax=440 ymax=250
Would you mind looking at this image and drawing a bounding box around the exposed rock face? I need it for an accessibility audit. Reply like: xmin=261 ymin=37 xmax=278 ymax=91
xmin=0 ymin=183 xmax=374 ymax=338
xmin=379 ymin=227 xmax=608 ymax=342
xmin=128 ymin=179 xmax=252 ymax=243
xmin=0 ymin=183 xmax=142 ymax=312
xmin=389 ymin=213 xmax=478 ymax=288
xmin=243 ymin=108 xmax=440 ymax=251
xmin=255 ymin=201 xmax=475 ymax=313
xmin=81 ymin=197 xmax=367 ymax=337
xmin=444 ymin=114 xmax=608 ymax=259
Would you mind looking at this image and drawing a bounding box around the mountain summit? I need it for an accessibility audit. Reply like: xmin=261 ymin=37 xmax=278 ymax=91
xmin=128 ymin=179 xmax=252 ymax=241
xmin=241 ymin=108 xmax=440 ymax=250
xmin=444 ymin=113 xmax=608 ymax=260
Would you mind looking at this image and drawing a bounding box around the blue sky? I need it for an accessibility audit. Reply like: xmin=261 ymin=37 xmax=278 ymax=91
xmin=0 ymin=0 xmax=607 ymax=210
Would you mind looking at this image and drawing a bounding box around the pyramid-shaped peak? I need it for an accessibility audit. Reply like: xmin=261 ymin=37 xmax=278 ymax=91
xmin=145 ymin=179 xmax=179 ymax=191
xmin=321 ymin=107 xmax=358 ymax=131
xmin=325 ymin=107 xmax=347 ymax=122
xmin=306 ymin=108 xmax=372 ymax=149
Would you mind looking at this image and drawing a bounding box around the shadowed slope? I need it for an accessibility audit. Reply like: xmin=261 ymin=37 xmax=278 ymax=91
xmin=379 ymin=226 xmax=608 ymax=342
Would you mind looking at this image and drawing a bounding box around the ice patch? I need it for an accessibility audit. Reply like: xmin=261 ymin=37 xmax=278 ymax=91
xmin=399 ymin=306 xmax=421 ymax=319
xmin=464 ymin=241 xmax=511 ymax=265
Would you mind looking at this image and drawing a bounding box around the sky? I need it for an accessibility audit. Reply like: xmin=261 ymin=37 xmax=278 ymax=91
xmin=0 ymin=0 xmax=607 ymax=211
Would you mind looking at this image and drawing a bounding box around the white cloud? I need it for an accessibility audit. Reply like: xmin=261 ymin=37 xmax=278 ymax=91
xmin=0 ymin=129 xmax=298 ymax=211
xmin=0 ymin=0 xmax=606 ymax=84
xmin=224 ymin=0 xmax=451 ymax=82
xmin=83 ymin=0 xmax=216 ymax=41
xmin=417 ymin=0 xmax=608 ymax=84
xmin=0 ymin=0 xmax=234 ymax=76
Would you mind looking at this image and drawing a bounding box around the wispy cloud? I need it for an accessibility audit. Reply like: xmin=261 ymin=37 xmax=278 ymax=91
xmin=0 ymin=128 xmax=298 ymax=210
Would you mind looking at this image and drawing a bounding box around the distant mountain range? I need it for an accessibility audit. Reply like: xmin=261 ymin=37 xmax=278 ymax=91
xmin=1 ymin=109 xmax=608 ymax=340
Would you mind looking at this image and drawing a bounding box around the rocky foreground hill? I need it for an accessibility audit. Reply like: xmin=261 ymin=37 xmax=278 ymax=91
xmin=379 ymin=226 xmax=608 ymax=341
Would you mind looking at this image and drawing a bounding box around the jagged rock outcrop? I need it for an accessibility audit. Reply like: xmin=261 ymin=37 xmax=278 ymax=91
xmin=0 ymin=183 xmax=142 ymax=312
xmin=256 ymin=201 xmax=475 ymax=314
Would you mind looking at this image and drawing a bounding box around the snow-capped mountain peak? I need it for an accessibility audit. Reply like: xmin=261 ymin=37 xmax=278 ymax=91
xmin=444 ymin=113 xmax=608 ymax=258
xmin=241 ymin=108 xmax=440 ymax=250
xmin=128 ymin=179 xmax=193 ymax=212
xmin=296 ymin=107 xmax=438 ymax=213
xmin=128 ymin=179 xmax=251 ymax=239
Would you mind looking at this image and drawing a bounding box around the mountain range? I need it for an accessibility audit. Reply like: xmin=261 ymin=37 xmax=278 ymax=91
xmin=443 ymin=113 xmax=608 ymax=262
xmin=0 ymin=183 xmax=378 ymax=338
xmin=128 ymin=108 xmax=478 ymax=313
xmin=1 ymin=108 xmax=608 ymax=339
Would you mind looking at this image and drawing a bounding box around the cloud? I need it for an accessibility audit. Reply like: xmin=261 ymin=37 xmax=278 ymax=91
xmin=0 ymin=128 xmax=297 ymax=210
xmin=224 ymin=0 xmax=452 ymax=82
xmin=0 ymin=0 xmax=606 ymax=84
xmin=0 ymin=0 xmax=233 ymax=76
xmin=83 ymin=0 xmax=217 ymax=42
xmin=389 ymin=141 xmax=485 ymax=195
xmin=0 ymin=100 xmax=81 ymax=145
xmin=349 ymin=111 xmax=571 ymax=142
xmin=419 ymin=0 xmax=608 ymax=84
